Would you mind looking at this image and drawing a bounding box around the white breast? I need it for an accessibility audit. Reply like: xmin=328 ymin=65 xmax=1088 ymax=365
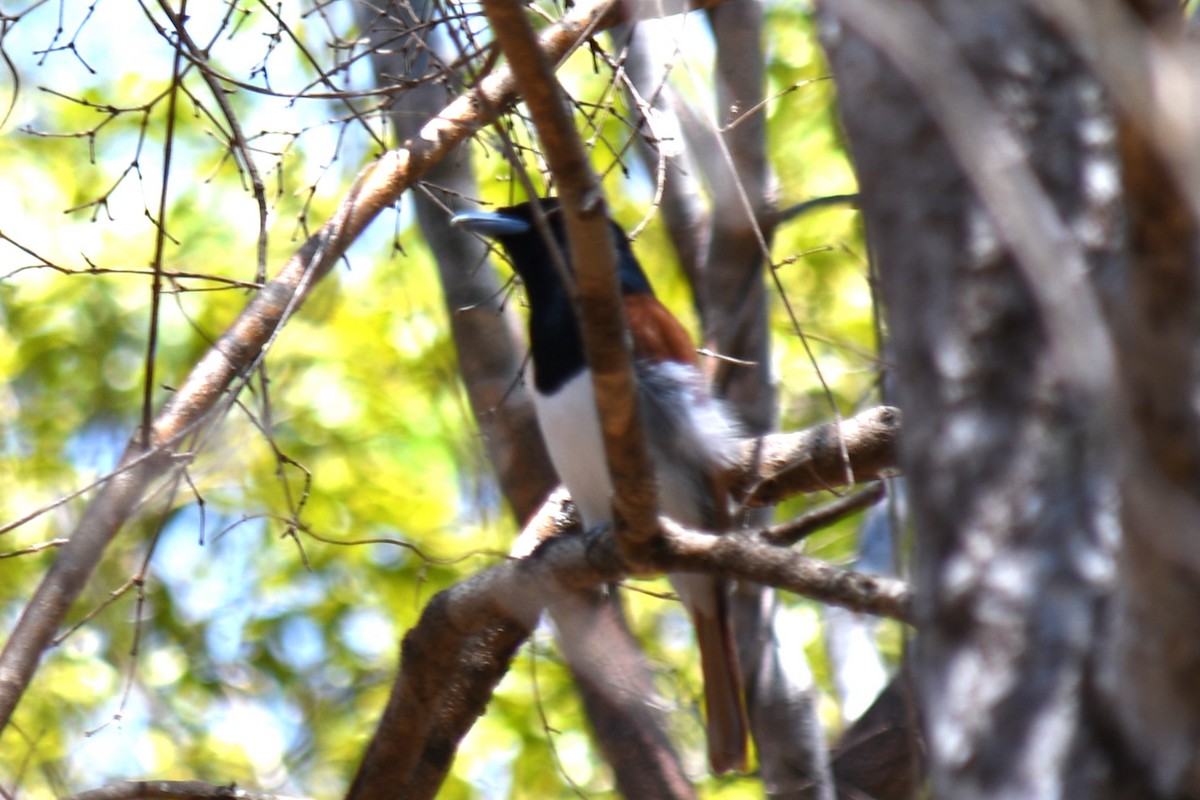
xmin=533 ymin=370 xmax=613 ymax=531
xmin=534 ymin=361 xmax=741 ymax=536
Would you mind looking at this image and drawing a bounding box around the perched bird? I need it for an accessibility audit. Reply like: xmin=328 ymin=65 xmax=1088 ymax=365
xmin=452 ymin=197 xmax=749 ymax=774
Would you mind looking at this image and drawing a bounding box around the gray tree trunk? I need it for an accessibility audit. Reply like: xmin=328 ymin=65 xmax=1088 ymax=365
xmin=819 ymin=0 xmax=1200 ymax=797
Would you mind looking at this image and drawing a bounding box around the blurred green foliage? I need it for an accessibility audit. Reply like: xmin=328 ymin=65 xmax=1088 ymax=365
xmin=0 ymin=2 xmax=893 ymax=798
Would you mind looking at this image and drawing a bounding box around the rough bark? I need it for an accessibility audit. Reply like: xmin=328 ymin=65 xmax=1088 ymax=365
xmin=819 ymin=0 xmax=1131 ymax=797
xmin=1070 ymin=2 xmax=1200 ymax=793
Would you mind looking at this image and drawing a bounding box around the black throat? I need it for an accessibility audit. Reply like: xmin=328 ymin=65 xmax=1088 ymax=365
xmin=513 ymin=249 xmax=587 ymax=396
xmin=482 ymin=199 xmax=653 ymax=396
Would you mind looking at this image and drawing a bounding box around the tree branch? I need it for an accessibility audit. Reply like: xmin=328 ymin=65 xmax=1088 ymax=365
xmin=1037 ymin=3 xmax=1200 ymax=792
xmin=348 ymin=405 xmax=908 ymax=796
xmin=352 ymin=619 xmax=531 ymax=800
xmin=654 ymin=520 xmax=912 ymax=623
xmin=63 ymin=781 xmax=309 ymax=800
xmin=0 ymin=0 xmax=626 ymax=738
xmin=739 ymin=405 xmax=901 ymax=506
xmin=347 ymin=496 xmax=911 ymax=795
xmin=818 ymin=1 xmax=1125 ymax=795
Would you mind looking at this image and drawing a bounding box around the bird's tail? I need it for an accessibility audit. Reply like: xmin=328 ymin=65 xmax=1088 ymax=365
xmin=673 ymin=573 xmax=749 ymax=774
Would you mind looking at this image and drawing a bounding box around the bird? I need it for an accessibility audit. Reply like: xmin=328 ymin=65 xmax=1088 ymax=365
xmin=451 ymin=197 xmax=749 ymax=774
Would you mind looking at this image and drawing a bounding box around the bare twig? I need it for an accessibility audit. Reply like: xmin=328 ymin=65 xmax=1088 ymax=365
xmin=141 ymin=0 xmax=186 ymax=450
xmin=762 ymin=483 xmax=886 ymax=546
xmin=156 ymin=1 xmax=270 ymax=282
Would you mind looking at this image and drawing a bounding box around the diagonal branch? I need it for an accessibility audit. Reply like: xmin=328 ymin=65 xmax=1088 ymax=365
xmin=0 ymin=0 xmax=626 ymax=736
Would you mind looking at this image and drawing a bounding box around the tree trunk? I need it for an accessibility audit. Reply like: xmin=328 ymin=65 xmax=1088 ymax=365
xmin=817 ymin=0 xmax=1200 ymax=796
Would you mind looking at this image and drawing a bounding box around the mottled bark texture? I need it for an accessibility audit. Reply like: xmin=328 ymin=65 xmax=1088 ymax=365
xmin=816 ymin=0 xmax=1200 ymax=797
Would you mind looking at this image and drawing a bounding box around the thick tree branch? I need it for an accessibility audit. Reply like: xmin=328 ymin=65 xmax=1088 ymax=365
xmin=348 ymin=405 xmax=906 ymax=797
xmin=819 ymin=1 xmax=1124 ymax=795
xmin=347 ymin=496 xmax=912 ymax=794
xmin=739 ymin=404 xmax=900 ymax=506
xmin=352 ymin=620 xmax=530 ymax=800
xmin=1037 ymin=3 xmax=1200 ymax=793
xmin=1035 ymin=0 xmax=1200 ymax=575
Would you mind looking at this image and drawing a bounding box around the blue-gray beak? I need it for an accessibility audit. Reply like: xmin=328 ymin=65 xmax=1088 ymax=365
xmin=450 ymin=210 xmax=530 ymax=236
